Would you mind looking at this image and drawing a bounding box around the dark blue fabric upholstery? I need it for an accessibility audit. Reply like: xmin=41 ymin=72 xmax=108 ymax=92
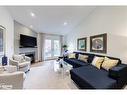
xmin=64 ymin=52 xmax=127 ymax=89
xmin=70 ymin=65 xmax=117 ymax=89
xmin=109 ymin=64 xmax=127 ymax=88
xmin=64 ymin=58 xmax=89 ymax=68
xmin=73 ymin=52 xmax=95 ymax=63
xmin=73 ymin=51 xmax=121 ymax=64
xmin=109 ymin=64 xmax=127 ymax=79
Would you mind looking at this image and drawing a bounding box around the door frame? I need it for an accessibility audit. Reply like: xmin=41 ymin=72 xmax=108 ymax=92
xmin=44 ymin=38 xmax=61 ymax=60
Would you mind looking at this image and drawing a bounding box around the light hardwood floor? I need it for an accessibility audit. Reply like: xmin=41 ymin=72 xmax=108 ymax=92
xmin=24 ymin=60 xmax=78 ymax=89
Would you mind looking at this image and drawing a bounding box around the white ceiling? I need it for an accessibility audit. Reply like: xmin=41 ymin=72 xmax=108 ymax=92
xmin=6 ymin=6 xmax=96 ymax=35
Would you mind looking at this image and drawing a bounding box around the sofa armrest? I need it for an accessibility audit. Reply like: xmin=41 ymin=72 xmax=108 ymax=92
xmin=25 ymin=56 xmax=31 ymax=62
xmin=109 ymin=64 xmax=127 ymax=80
xmin=9 ymin=59 xmax=19 ymax=67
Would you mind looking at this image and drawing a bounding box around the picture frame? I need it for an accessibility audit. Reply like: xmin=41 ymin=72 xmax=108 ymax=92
xmin=77 ymin=37 xmax=87 ymax=51
xmin=90 ymin=33 xmax=107 ymax=53
xmin=0 ymin=25 xmax=6 ymax=56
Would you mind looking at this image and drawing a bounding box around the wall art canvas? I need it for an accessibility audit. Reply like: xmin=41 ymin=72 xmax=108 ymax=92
xmin=90 ymin=33 xmax=107 ymax=53
xmin=77 ymin=37 xmax=87 ymax=51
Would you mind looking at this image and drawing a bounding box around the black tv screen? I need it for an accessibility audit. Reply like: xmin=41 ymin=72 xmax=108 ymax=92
xmin=20 ymin=34 xmax=37 ymax=47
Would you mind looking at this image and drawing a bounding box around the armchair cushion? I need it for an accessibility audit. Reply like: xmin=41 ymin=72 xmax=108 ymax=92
xmin=0 ymin=71 xmax=24 ymax=89
xmin=9 ymin=59 xmax=19 ymax=66
xmin=19 ymin=62 xmax=30 ymax=68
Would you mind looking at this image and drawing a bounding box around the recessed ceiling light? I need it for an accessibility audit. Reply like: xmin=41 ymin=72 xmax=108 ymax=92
xmin=30 ymin=12 xmax=35 ymax=17
xmin=30 ymin=25 xmax=33 ymax=28
xmin=63 ymin=22 xmax=68 ymax=26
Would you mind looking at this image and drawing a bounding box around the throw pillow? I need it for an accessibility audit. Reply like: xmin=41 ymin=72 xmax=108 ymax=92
xmin=68 ymin=53 xmax=76 ymax=58
xmin=21 ymin=54 xmax=25 ymax=59
xmin=13 ymin=55 xmax=24 ymax=63
xmin=92 ymin=56 xmax=104 ymax=69
xmin=102 ymin=57 xmax=119 ymax=71
xmin=78 ymin=54 xmax=88 ymax=62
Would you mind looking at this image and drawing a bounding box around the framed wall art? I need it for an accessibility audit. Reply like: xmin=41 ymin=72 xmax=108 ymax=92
xmin=90 ymin=33 xmax=107 ymax=53
xmin=77 ymin=37 xmax=87 ymax=51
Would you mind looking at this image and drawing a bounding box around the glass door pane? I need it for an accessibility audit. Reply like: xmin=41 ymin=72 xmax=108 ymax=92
xmin=53 ymin=40 xmax=60 ymax=57
xmin=44 ymin=39 xmax=61 ymax=60
xmin=44 ymin=39 xmax=52 ymax=60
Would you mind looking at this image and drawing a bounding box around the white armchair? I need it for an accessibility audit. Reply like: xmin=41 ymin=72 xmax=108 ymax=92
xmin=0 ymin=71 xmax=25 ymax=89
xmin=9 ymin=54 xmax=31 ymax=72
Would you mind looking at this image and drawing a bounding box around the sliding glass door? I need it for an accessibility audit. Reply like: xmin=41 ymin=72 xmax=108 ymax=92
xmin=44 ymin=39 xmax=61 ymax=60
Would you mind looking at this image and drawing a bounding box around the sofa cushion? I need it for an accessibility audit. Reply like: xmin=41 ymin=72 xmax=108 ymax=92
xmin=64 ymin=58 xmax=89 ymax=68
xmin=73 ymin=59 xmax=88 ymax=66
xmin=73 ymin=52 xmax=121 ymax=64
xmin=70 ymin=65 xmax=117 ymax=89
xmin=64 ymin=58 xmax=75 ymax=66
xmin=109 ymin=64 xmax=127 ymax=79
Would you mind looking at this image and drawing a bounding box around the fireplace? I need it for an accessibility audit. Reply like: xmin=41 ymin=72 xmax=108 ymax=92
xmin=25 ymin=52 xmax=35 ymax=63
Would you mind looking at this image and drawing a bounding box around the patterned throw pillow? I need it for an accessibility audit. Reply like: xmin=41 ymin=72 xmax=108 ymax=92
xmin=78 ymin=54 xmax=88 ymax=62
xmin=13 ymin=55 xmax=25 ymax=63
xmin=102 ymin=57 xmax=118 ymax=71
xmin=92 ymin=56 xmax=104 ymax=69
xmin=68 ymin=53 xmax=76 ymax=59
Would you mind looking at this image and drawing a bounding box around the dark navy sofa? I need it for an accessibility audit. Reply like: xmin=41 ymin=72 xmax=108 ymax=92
xmin=64 ymin=52 xmax=127 ymax=89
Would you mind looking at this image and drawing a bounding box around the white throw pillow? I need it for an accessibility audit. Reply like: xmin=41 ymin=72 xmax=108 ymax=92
xmin=21 ymin=54 xmax=25 ymax=59
xmin=13 ymin=55 xmax=25 ymax=63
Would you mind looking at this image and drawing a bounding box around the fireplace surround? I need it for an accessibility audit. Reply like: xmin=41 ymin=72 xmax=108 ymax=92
xmin=20 ymin=52 xmax=35 ymax=63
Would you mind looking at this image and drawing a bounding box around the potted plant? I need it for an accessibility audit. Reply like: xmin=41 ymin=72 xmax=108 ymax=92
xmin=62 ymin=45 xmax=68 ymax=51
xmin=62 ymin=45 xmax=68 ymax=57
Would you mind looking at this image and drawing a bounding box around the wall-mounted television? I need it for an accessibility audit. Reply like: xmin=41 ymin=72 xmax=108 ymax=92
xmin=20 ymin=34 xmax=37 ymax=48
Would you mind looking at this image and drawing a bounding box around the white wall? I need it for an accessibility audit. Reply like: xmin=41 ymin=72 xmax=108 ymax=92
xmin=14 ymin=21 xmax=38 ymax=61
xmin=14 ymin=21 xmax=63 ymax=62
xmin=0 ymin=7 xmax=14 ymax=64
xmin=66 ymin=6 xmax=127 ymax=63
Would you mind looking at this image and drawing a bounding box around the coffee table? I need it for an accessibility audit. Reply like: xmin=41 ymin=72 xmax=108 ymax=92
xmin=54 ymin=59 xmax=73 ymax=77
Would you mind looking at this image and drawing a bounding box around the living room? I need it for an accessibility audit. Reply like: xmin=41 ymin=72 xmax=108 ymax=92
xmin=1 ymin=4 xmax=127 ymax=91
